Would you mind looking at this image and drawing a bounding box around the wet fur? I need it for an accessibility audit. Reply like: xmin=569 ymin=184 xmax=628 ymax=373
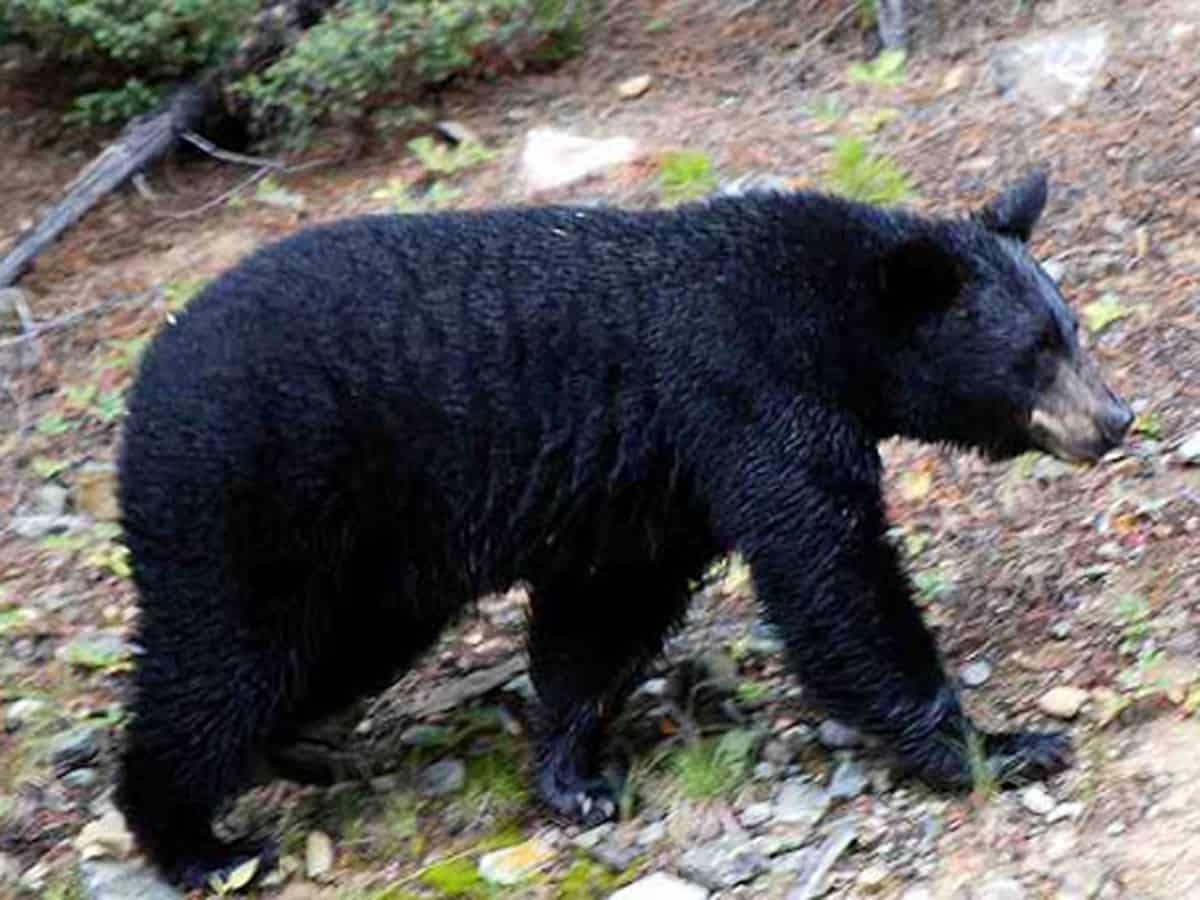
xmin=118 ymin=183 xmax=1090 ymax=886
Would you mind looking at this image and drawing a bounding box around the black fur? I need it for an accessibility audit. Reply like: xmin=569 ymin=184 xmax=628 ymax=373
xmin=118 ymin=177 xmax=1094 ymax=887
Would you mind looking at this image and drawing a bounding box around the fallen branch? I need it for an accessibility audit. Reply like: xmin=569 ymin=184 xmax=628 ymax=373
xmin=0 ymin=0 xmax=341 ymax=289
xmin=0 ymin=85 xmax=210 ymax=288
xmin=0 ymin=289 xmax=156 ymax=349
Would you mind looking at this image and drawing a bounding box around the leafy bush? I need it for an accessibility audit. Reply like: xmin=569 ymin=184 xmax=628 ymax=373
xmin=234 ymin=0 xmax=586 ymax=145
xmin=5 ymin=0 xmax=257 ymax=74
xmin=8 ymin=0 xmax=585 ymax=144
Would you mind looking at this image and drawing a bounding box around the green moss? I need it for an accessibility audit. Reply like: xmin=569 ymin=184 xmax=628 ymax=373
xmin=558 ymin=856 xmax=623 ymax=899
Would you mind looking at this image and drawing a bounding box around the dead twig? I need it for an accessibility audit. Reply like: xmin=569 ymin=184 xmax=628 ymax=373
xmin=180 ymin=131 xmax=284 ymax=170
xmin=0 ymin=289 xmax=157 ymax=350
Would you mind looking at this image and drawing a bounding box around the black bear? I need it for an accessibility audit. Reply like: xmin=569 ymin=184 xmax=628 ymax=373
xmin=116 ymin=171 xmax=1132 ymax=887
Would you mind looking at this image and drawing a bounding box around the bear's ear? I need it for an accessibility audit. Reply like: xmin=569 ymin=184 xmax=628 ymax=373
xmin=877 ymin=234 xmax=965 ymax=328
xmin=977 ymin=169 xmax=1048 ymax=242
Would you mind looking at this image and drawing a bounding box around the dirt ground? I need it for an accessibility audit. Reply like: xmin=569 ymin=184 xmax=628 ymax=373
xmin=2 ymin=0 xmax=1200 ymax=898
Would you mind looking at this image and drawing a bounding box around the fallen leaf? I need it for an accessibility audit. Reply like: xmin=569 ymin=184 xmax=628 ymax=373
xmin=1082 ymin=292 xmax=1130 ymax=334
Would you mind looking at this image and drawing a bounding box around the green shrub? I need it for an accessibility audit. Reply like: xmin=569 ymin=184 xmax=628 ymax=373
xmin=5 ymin=0 xmax=257 ymax=74
xmin=9 ymin=0 xmax=585 ymax=145
xmin=234 ymin=0 xmax=587 ymax=146
xmin=824 ymin=135 xmax=914 ymax=204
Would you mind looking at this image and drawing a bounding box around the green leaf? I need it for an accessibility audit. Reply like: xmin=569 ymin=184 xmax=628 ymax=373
xmin=848 ymin=49 xmax=907 ymax=85
xmin=1082 ymin=293 xmax=1131 ymax=334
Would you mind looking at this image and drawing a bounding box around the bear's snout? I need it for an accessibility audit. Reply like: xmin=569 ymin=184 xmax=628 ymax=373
xmin=1029 ymin=357 xmax=1132 ymax=464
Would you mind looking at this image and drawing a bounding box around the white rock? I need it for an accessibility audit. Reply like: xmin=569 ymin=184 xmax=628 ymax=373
xmin=974 ymin=876 xmax=1026 ymax=900
xmin=990 ymin=24 xmax=1109 ymax=116
xmin=478 ymin=837 xmax=556 ymax=886
xmin=610 ymin=871 xmax=709 ymax=900
xmin=305 ymin=830 xmax=334 ymax=880
xmin=961 ymin=660 xmax=993 ymax=688
xmin=1020 ymin=783 xmax=1057 ymax=816
xmin=521 ymin=128 xmax=638 ymax=193
xmin=1178 ymin=431 xmax=1200 ymax=464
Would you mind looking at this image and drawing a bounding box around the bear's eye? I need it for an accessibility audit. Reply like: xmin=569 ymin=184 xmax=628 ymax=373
xmin=1036 ymin=325 xmax=1060 ymax=353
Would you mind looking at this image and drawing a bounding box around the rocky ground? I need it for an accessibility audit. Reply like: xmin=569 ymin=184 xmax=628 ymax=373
xmin=2 ymin=0 xmax=1200 ymax=898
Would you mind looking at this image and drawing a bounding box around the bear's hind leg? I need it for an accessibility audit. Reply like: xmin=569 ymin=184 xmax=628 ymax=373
xmin=528 ymin=561 xmax=700 ymax=825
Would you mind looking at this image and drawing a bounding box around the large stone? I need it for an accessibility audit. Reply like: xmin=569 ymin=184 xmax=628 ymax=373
xmin=774 ymin=779 xmax=831 ymax=829
xmin=79 ymin=859 xmax=181 ymax=900
xmin=478 ymin=836 xmax=556 ymax=886
xmin=990 ymin=24 xmax=1109 ymax=116
xmin=679 ymin=835 xmax=769 ymax=890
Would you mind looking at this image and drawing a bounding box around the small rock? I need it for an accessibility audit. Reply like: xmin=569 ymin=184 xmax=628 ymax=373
xmin=32 ymin=483 xmax=69 ymax=517
xmin=857 ymin=863 xmax=890 ymax=892
xmin=74 ymin=464 xmax=120 ymax=521
xmin=817 ymin=720 xmax=861 ymax=749
xmin=1020 ymin=783 xmax=1056 ymax=816
xmin=79 ymin=858 xmax=181 ymax=900
xmin=5 ymin=697 xmax=48 ymax=730
xmin=635 ymin=677 xmax=670 ymax=699
xmin=974 ymin=876 xmax=1026 ymax=900
xmin=521 ymin=128 xmax=638 ymax=193
xmin=610 ymin=872 xmax=710 ymax=900
xmin=616 ymin=74 xmax=653 ymax=99
xmin=1038 ymin=686 xmax=1089 ymax=719
xmin=751 ymin=833 xmax=809 ymax=858
xmin=717 ymin=174 xmax=791 ymax=199
xmin=11 ymin=514 xmax=85 ymax=539
xmin=0 ymin=287 xmax=28 ymax=325
xmin=902 ymin=887 xmax=934 ymax=900
xmin=960 ymin=660 xmax=993 ymax=688
xmin=740 ymin=802 xmax=774 ymax=829
xmin=57 ymin=632 xmax=133 ymax=671
xmin=48 ymin=726 xmax=100 ymax=773
xmin=433 ymin=120 xmax=480 ymax=146
xmin=305 ymin=830 xmax=334 ymax=880
xmin=762 ymin=739 xmax=794 ymax=766
xmin=587 ymin=840 xmax=638 ymax=872
xmin=75 ymin=811 xmax=135 ymax=861
xmin=1105 ymin=820 xmax=1125 ymax=836
xmin=1048 ymin=801 xmax=1084 ymax=823
xmin=1056 ymin=861 xmax=1106 ymax=900
xmin=1041 ymin=824 xmax=1077 ymax=863
xmin=829 ymin=757 xmax=869 ymax=800
xmin=1042 ymin=258 xmax=1067 ymax=282
xmin=774 ymin=780 xmax=830 ymax=828
xmin=752 ymin=761 xmax=778 ymax=781
xmin=419 ymin=758 xmax=466 ymax=796
xmin=478 ymin=836 xmax=556 ymax=885
xmin=1178 ymin=431 xmax=1200 ymax=464
xmin=64 ymin=768 xmax=100 ymax=789
xmin=679 ymin=835 xmax=769 ymax=890
xmin=637 ymin=821 xmax=666 ymax=846
xmin=0 ymin=853 xmax=19 ymax=887
xmin=571 ymin=823 xmax=614 ymax=850
xmin=1049 ymin=620 xmax=1072 ymax=640
xmin=784 ymin=822 xmax=858 ymax=900
xmin=772 ymin=846 xmax=818 ymax=876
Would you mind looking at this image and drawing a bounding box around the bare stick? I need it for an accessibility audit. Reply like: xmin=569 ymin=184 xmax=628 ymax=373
xmin=0 ymin=85 xmax=209 ymax=288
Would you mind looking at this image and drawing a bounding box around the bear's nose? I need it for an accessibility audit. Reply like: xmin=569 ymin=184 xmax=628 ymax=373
xmin=1099 ymin=396 xmax=1134 ymax=445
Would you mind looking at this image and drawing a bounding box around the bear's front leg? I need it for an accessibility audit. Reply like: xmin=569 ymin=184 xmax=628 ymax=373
xmin=527 ymin=560 xmax=703 ymax=824
xmin=709 ymin=414 xmax=1072 ymax=791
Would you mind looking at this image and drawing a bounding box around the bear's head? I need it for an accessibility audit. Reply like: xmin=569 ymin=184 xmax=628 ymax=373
xmin=876 ymin=170 xmax=1133 ymax=463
